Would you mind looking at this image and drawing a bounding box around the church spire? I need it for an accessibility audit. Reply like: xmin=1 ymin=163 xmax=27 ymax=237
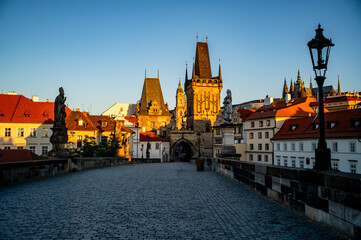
xmin=145 ymin=68 xmax=147 ymax=79
xmin=192 ymin=59 xmax=196 ymax=79
xmin=337 ymin=74 xmax=341 ymax=95
xmin=310 ymin=76 xmax=313 ymax=89
xmin=218 ymin=57 xmax=222 ymax=80
xmin=297 ymin=69 xmax=302 ymax=83
xmin=185 ymin=62 xmax=188 ymax=82
xmin=282 ymin=77 xmax=288 ymax=98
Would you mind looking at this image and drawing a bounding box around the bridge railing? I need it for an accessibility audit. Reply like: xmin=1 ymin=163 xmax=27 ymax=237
xmin=203 ymin=157 xmax=361 ymax=239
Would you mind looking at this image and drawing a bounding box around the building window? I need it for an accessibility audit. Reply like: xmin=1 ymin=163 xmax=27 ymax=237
xmin=332 ymin=142 xmax=338 ymax=152
xmin=350 ymin=142 xmax=356 ymax=153
xmin=312 ymin=143 xmax=316 ymax=151
xmin=276 ymin=156 xmax=281 ymax=166
xmin=259 ymin=121 xmax=263 ymax=127
xmin=258 ymin=132 xmax=262 ymax=139
xmin=258 ymin=154 xmax=262 ymax=161
xmin=101 ymin=136 xmax=108 ymax=143
xmin=266 ymin=120 xmax=270 ymax=126
xmin=42 ymin=128 xmax=49 ymax=137
xmin=283 ymin=157 xmax=288 ymax=167
xmin=30 ymin=128 xmax=37 ymax=137
xmin=332 ymin=160 xmax=339 ymax=170
xmin=102 ymin=122 xmax=108 ymax=127
xmin=249 ymin=154 xmax=253 ymax=161
xmin=5 ymin=128 xmax=11 ymax=137
xmin=42 ymin=146 xmax=48 ymax=155
xmin=77 ymin=135 xmax=83 ymax=148
xmin=234 ymin=128 xmax=237 ymax=134
xmin=349 ymin=162 xmax=357 ymax=174
xmin=4 ymin=146 xmax=11 ymax=149
xmin=291 ymin=157 xmax=296 ymax=167
xmin=265 ymin=132 xmax=269 ymax=139
xmin=151 ymin=122 xmax=155 ymax=128
xmin=17 ymin=146 xmax=24 ymax=149
xmin=251 ymin=122 xmax=254 ymax=128
xmin=29 ymin=146 xmax=36 ymax=153
xmin=78 ymin=120 xmax=83 ymax=126
xmin=300 ymin=160 xmax=304 ymax=168
xmin=249 ymin=133 xmax=253 ymax=139
xmin=299 ymin=142 xmax=304 ymax=151
xmin=291 ymin=143 xmax=295 ymax=151
xmin=264 ymin=155 xmax=268 ymax=162
xmin=284 ymin=143 xmax=287 ymax=151
xmin=216 ymin=129 xmax=220 ymax=135
xmin=238 ymin=127 xmax=241 ymax=134
xmin=277 ymin=143 xmax=280 ymax=151
xmin=17 ymin=128 xmax=24 ymax=137
xmin=250 ymin=144 xmax=254 ymax=150
xmin=264 ymin=144 xmax=269 ymax=151
xmin=156 ymin=143 xmax=160 ymax=149
xmin=306 ymin=157 xmax=310 ymax=165
xmin=258 ymin=144 xmax=262 ymax=150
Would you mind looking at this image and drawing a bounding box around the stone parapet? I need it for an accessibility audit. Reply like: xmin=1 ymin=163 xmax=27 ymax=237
xmin=206 ymin=158 xmax=361 ymax=239
xmin=0 ymin=157 xmax=129 ymax=186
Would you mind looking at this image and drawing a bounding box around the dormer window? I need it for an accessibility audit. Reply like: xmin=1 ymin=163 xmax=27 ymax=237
xmin=290 ymin=125 xmax=297 ymax=131
xmin=327 ymin=121 xmax=337 ymax=129
xmin=313 ymin=123 xmax=319 ymax=130
xmin=102 ymin=121 xmax=107 ymax=127
xmin=79 ymin=120 xmax=83 ymax=126
xmin=351 ymin=119 xmax=360 ymax=128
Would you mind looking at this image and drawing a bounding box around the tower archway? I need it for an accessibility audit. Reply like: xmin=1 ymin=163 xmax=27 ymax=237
xmin=171 ymin=139 xmax=195 ymax=162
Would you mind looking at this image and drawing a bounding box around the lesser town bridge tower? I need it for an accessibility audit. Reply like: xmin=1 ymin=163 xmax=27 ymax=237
xmin=185 ymin=41 xmax=223 ymax=130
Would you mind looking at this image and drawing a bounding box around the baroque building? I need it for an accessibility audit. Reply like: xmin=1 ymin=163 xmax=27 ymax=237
xmin=174 ymin=79 xmax=187 ymax=130
xmin=185 ymin=41 xmax=223 ymax=131
xmin=136 ymin=72 xmax=172 ymax=132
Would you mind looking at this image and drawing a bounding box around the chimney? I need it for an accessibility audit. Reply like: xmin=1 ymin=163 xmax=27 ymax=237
xmin=31 ymin=96 xmax=39 ymax=102
xmin=75 ymin=108 xmax=80 ymax=112
xmin=285 ymin=93 xmax=291 ymax=103
xmin=264 ymin=95 xmax=274 ymax=106
xmin=45 ymin=99 xmax=50 ymax=102
xmin=7 ymin=91 xmax=17 ymax=95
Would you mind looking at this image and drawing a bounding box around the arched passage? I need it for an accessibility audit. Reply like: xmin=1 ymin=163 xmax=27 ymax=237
xmin=171 ymin=139 xmax=195 ymax=162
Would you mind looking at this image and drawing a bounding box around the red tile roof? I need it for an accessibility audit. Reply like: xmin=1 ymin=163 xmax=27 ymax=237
xmin=237 ymin=109 xmax=255 ymax=120
xmin=246 ymin=97 xmax=317 ymax=120
xmin=124 ymin=116 xmax=138 ymax=126
xmin=325 ymin=95 xmax=361 ymax=104
xmin=140 ymin=132 xmax=169 ymax=142
xmin=0 ymin=94 xmax=71 ymax=123
xmin=0 ymin=149 xmax=41 ymax=163
xmin=121 ymin=126 xmax=134 ymax=133
xmin=272 ymin=108 xmax=361 ymax=140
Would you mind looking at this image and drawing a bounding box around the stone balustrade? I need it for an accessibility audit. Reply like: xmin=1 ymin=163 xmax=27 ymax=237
xmin=205 ymin=158 xmax=361 ymax=239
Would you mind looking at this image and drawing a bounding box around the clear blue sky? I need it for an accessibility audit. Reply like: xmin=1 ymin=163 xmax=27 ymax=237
xmin=1 ymin=0 xmax=360 ymax=114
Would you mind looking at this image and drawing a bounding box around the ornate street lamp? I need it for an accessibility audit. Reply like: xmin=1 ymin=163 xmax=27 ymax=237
xmin=307 ymin=24 xmax=334 ymax=170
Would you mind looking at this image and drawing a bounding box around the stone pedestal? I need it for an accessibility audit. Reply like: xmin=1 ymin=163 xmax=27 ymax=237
xmin=220 ymin=124 xmax=236 ymax=155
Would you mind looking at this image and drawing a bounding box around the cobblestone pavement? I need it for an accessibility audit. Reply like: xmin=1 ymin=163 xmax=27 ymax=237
xmin=0 ymin=162 xmax=345 ymax=240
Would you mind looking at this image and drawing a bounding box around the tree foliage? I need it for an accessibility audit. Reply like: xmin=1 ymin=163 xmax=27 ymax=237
xmin=71 ymin=136 xmax=121 ymax=157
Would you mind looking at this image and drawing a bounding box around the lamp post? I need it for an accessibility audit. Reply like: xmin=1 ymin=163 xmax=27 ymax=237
xmin=307 ymin=24 xmax=334 ymax=170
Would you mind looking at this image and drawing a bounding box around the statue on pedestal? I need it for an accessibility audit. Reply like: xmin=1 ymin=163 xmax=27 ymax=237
xmin=223 ymin=89 xmax=232 ymax=123
xmin=50 ymin=87 xmax=69 ymax=157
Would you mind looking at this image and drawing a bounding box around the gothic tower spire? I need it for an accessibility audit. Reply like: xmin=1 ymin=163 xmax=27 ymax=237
xmin=310 ymin=76 xmax=313 ymax=89
xmin=185 ymin=62 xmax=188 ymax=82
xmin=218 ymin=57 xmax=222 ymax=80
xmin=337 ymin=74 xmax=341 ymax=95
xmin=282 ymin=77 xmax=288 ymax=98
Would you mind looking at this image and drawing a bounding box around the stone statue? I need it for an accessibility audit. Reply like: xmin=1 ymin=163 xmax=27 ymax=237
xmin=50 ymin=87 xmax=69 ymax=156
xmin=146 ymin=141 xmax=151 ymax=159
xmin=54 ymin=87 xmax=67 ymax=128
xmin=223 ymin=89 xmax=232 ymax=123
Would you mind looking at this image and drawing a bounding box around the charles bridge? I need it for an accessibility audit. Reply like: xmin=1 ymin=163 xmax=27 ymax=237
xmin=1 ymin=159 xmax=359 ymax=239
